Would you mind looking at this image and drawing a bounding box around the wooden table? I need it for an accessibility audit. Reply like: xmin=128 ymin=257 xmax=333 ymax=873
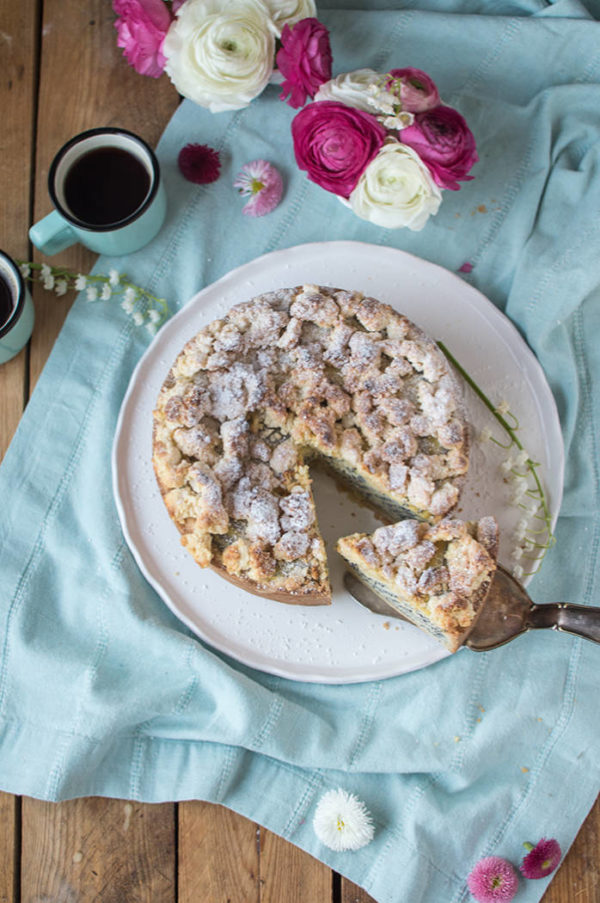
xmin=0 ymin=2 xmax=598 ymax=900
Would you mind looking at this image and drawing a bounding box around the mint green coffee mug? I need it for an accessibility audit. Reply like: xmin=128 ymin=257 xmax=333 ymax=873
xmin=0 ymin=251 xmax=34 ymax=365
xmin=29 ymin=127 xmax=166 ymax=257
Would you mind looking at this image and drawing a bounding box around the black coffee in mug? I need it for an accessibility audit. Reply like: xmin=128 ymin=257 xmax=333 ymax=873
xmin=63 ymin=146 xmax=151 ymax=227
xmin=0 ymin=272 xmax=14 ymax=328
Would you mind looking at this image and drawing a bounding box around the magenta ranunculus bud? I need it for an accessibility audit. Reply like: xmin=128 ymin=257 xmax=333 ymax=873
xmin=387 ymin=67 xmax=440 ymax=112
xmin=399 ymin=104 xmax=478 ymax=190
xmin=292 ymin=100 xmax=387 ymax=198
xmin=113 ymin=0 xmax=172 ymax=78
xmin=277 ymin=18 xmax=333 ymax=109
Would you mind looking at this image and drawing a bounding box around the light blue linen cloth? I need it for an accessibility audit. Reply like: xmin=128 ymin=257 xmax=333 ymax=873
xmin=1 ymin=3 xmax=599 ymax=901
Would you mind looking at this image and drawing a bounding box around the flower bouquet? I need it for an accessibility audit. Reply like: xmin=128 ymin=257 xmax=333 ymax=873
xmin=113 ymin=0 xmax=332 ymax=112
xmin=291 ymin=68 xmax=478 ymax=230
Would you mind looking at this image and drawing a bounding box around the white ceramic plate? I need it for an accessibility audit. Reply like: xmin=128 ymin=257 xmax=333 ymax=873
xmin=112 ymin=241 xmax=564 ymax=684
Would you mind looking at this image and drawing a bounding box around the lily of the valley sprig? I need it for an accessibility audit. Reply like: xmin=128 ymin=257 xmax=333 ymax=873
xmin=438 ymin=341 xmax=555 ymax=577
xmin=18 ymin=262 xmax=169 ymax=334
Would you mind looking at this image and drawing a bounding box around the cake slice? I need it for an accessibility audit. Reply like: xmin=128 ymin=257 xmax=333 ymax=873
xmin=337 ymin=516 xmax=499 ymax=651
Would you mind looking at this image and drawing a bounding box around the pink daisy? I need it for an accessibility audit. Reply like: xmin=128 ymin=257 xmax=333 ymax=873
xmin=467 ymin=856 xmax=519 ymax=903
xmin=233 ymin=160 xmax=283 ymax=217
xmin=520 ymin=838 xmax=562 ymax=879
xmin=178 ymin=143 xmax=221 ymax=184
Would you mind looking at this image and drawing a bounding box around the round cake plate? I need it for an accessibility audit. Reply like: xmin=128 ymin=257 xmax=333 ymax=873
xmin=112 ymin=241 xmax=564 ymax=684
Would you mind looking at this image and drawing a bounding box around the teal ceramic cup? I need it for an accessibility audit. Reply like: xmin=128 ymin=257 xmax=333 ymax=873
xmin=0 ymin=251 xmax=34 ymax=365
xmin=29 ymin=127 xmax=166 ymax=257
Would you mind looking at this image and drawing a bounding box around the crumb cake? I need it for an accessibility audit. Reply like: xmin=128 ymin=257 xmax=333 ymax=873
xmin=337 ymin=516 xmax=498 ymax=650
xmin=152 ymin=285 xmax=470 ymax=604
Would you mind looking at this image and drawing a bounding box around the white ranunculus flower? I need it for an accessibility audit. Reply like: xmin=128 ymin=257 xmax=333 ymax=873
xmin=314 ymin=68 xmax=380 ymax=111
xmin=349 ymin=139 xmax=442 ymax=231
xmin=264 ymin=0 xmax=317 ymax=30
xmin=163 ymin=0 xmax=277 ymax=113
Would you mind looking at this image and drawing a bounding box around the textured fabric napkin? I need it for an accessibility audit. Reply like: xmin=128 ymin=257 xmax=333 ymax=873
xmin=1 ymin=2 xmax=599 ymax=901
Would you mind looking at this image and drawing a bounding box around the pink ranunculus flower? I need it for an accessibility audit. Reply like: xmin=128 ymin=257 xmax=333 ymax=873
xmin=292 ymin=100 xmax=387 ymax=198
xmin=113 ymin=0 xmax=173 ymax=78
xmin=277 ymin=18 xmax=333 ymax=109
xmin=399 ymin=105 xmax=478 ymax=190
xmin=387 ymin=67 xmax=440 ymax=112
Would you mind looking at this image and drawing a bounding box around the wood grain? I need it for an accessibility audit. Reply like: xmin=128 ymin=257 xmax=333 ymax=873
xmin=0 ymin=0 xmax=36 ymax=459
xmin=0 ymin=0 xmax=36 ymax=898
xmin=542 ymin=798 xmax=600 ymax=903
xmin=20 ymin=798 xmax=175 ymax=903
xmin=342 ymin=877 xmax=377 ymax=903
xmin=178 ymin=802 xmax=259 ymax=903
xmin=259 ymin=828 xmax=332 ymax=903
xmin=0 ymin=794 xmax=17 ymax=903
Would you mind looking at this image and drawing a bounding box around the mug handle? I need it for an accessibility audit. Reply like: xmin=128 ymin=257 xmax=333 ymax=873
xmin=29 ymin=210 xmax=77 ymax=256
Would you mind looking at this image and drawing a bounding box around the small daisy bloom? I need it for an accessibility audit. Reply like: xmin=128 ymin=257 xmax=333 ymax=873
xmin=124 ymin=286 xmax=137 ymax=304
xmin=54 ymin=279 xmax=68 ymax=296
xmin=313 ymin=789 xmax=374 ymax=852
xmin=86 ymin=286 xmax=98 ymax=302
xmin=520 ymin=838 xmax=562 ymax=879
xmin=109 ymin=268 xmax=120 ymax=286
xmin=145 ymin=321 xmax=158 ymax=336
xmin=101 ymin=284 xmax=112 ymax=301
xmin=178 ymin=143 xmax=221 ymax=184
xmin=467 ymin=856 xmax=519 ymax=902
xmin=43 ymin=274 xmax=55 ymax=290
xmin=19 ymin=263 xmax=31 ymax=278
xmin=234 ymin=159 xmax=283 ymax=217
xmin=75 ymin=274 xmax=87 ymax=291
xmin=40 ymin=263 xmax=52 ymax=279
xmin=132 ymin=311 xmax=145 ymax=326
xmin=148 ymin=309 xmax=161 ymax=324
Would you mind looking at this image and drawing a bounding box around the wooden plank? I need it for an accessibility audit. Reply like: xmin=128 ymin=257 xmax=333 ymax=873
xmin=0 ymin=794 xmax=17 ymax=903
xmin=259 ymin=828 xmax=332 ymax=903
xmin=178 ymin=802 xmax=260 ymax=903
xmin=0 ymin=0 xmax=38 ymax=900
xmin=0 ymin=0 xmax=36 ymax=456
xmin=20 ymin=797 xmax=175 ymax=902
xmin=18 ymin=4 xmax=181 ymax=902
xmin=341 ymin=877 xmax=377 ymax=903
xmin=542 ymin=796 xmax=600 ymax=903
xmin=29 ymin=0 xmax=179 ymax=390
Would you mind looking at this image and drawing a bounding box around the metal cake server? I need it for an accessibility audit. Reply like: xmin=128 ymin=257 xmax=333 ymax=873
xmin=343 ymin=565 xmax=600 ymax=651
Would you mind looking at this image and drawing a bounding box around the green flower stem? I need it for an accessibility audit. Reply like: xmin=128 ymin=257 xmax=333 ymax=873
xmin=17 ymin=260 xmax=169 ymax=329
xmin=437 ymin=340 xmax=555 ymax=574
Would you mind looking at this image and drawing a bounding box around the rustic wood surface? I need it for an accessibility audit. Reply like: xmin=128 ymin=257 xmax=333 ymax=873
xmin=0 ymin=2 xmax=598 ymax=901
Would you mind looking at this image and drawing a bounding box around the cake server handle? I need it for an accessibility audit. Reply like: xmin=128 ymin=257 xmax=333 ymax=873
xmin=526 ymin=603 xmax=600 ymax=644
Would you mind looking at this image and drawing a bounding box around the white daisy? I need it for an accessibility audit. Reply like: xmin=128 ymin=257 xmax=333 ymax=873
xmin=74 ymin=274 xmax=87 ymax=290
xmin=313 ymin=789 xmax=374 ymax=852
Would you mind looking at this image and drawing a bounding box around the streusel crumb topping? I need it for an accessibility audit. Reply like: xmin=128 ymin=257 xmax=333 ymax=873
xmin=152 ymin=285 xmax=470 ymax=599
